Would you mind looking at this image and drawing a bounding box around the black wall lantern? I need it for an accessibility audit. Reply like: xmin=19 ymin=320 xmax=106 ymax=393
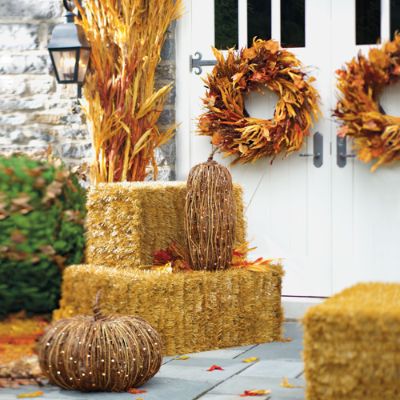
xmin=48 ymin=0 xmax=90 ymax=97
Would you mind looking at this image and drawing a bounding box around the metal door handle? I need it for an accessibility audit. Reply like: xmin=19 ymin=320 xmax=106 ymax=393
xmin=337 ymin=136 xmax=355 ymax=167
xmin=299 ymin=132 xmax=323 ymax=168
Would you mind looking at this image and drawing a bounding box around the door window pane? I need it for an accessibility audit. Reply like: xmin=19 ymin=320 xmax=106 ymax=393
xmin=356 ymin=0 xmax=381 ymax=45
xmin=281 ymin=0 xmax=305 ymax=48
xmin=247 ymin=0 xmax=272 ymax=47
xmin=215 ymin=0 xmax=238 ymax=49
xmin=391 ymin=0 xmax=400 ymax=39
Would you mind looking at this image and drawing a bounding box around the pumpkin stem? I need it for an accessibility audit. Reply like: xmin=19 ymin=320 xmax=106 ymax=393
xmin=207 ymin=147 xmax=218 ymax=162
xmin=93 ymin=290 xmax=104 ymax=321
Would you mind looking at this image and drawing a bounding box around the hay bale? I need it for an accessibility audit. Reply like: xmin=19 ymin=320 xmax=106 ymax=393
xmin=303 ymin=283 xmax=400 ymax=400
xmin=86 ymin=182 xmax=246 ymax=268
xmin=55 ymin=264 xmax=283 ymax=355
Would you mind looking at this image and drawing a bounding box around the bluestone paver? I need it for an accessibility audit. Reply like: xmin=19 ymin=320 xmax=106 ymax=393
xmin=207 ymin=376 xmax=304 ymax=400
xmin=283 ymin=322 xmax=303 ymax=340
xmin=199 ymin=395 xmax=270 ymax=400
xmin=239 ymin=360 xmax=303 ymax=378
xmin=187 ymin=345 xmax=256 ymax=360
xmin=155 ymin=357 xmax=251 ymax=383
xmin=237 ymin=340 xmax=303 ymax=361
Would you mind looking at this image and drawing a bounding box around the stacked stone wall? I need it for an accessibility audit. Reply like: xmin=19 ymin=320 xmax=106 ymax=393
xmin=0 ymin=1 xmax=176 ymax=179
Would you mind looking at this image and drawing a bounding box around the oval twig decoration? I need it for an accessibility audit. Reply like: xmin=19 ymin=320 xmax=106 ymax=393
xmin=184 ymin=155 xmax=236 ymax=271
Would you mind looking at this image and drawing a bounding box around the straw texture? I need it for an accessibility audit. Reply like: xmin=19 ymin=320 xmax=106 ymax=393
xmin=54 ymin=264 xmax=284 ymax=355
xmin=303 ymin=283 xmax=400 ymax=400
xmin=39 ymin=307 xmax=162 ymax=391
xmin=185 ymin=158 xmax=236 ymax=271
xmin=86 ymin=182 xmax=246 ymax=268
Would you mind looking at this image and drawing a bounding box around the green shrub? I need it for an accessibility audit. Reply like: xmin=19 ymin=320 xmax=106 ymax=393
xmin=0 ymin=155 xmax=86 ymax=317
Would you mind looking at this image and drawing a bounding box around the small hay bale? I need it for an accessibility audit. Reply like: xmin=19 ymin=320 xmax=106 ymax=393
xmin=303 ymin=283 xmax=400 ymax=400
xmin=54 ymin=264 xmax=284 ymax=355
xmin=39 ymin=296 xmax=162 ymax=392
xmin=85 ymin=182 xmax=246 ymax=268
xmin=184 ymin=157 xmax=236 ymax=270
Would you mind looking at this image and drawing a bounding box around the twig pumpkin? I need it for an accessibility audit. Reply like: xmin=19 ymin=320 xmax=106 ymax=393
xmin=184 ymin=153 xmax=236 ymax=271
xmin=38 ymin=295 xmax=163 ymax=392
xmin=198 ymin=39 xmax=320 ymax=164
xmin=334 ymin=34 xmax=400 ymax=171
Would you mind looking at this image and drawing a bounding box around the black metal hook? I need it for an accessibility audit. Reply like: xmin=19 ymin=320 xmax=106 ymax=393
xmin=63 ymin=0 xmax=75 ymax=12
xmin=63 ymin=0 xmax=83 ymax=14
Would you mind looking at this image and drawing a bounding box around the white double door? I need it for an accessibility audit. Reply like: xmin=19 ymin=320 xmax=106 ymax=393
xmin=176 ymin=0 xmax=400 ymax=297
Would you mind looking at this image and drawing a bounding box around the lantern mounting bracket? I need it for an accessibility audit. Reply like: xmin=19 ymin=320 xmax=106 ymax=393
xmin=63 ymin=0 xmax=81 ymax=13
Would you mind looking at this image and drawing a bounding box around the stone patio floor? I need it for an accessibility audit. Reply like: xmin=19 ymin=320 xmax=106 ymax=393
xmin=0 ymin=322 xmax=305 ymax=400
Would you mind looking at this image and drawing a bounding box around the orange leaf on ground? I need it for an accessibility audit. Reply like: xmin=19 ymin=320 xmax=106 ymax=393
xmin=17 ymin=391 xmax=44 ymax=399
xmin=207 ymin=365 xmax=224 ymax=371
xmin=240 ymin=389 xmax=271 ymax=397
xmin=128 ymin=388 xmax=147 ymax=394
xmin=280 ymin=377 xmax=304 ymax=389
xmin=175 ymin=355 xmax=190 ymax=360
xmin=0 ymin=315 xmax=48 ymax=365
xmin=242 ymin=357 xmax=259 ymax=363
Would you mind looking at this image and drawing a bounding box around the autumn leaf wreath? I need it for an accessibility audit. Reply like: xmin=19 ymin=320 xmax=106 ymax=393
xmin=198 ymin=39 xmax=320 ymax=164
xmin=334 ymin=34 xmax=400 ymax=171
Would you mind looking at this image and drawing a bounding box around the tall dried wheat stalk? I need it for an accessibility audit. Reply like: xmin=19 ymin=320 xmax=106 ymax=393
xmin=77 ymin=0 xmax=183 ymax=182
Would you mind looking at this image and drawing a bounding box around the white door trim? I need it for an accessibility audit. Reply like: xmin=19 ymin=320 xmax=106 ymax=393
xmin=175 ymin=0 xmax=192 ymax=180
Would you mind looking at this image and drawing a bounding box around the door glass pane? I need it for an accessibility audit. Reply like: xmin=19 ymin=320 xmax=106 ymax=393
xmin=281 ymin=0 xmax=305 ymax=48
xmin=247 ymin=0 xmax=271 ymax=47
xmin=215 ymin=0 xmax=238 ymax=49
xmin=356 ymin=0 xmax=381 ymax=45
xmin=391 ymin=0 xmax=400 ymax=39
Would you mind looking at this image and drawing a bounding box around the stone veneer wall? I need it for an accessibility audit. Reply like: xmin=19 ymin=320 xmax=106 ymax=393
xmin=0 ymin=0 xmax=176 ymax=180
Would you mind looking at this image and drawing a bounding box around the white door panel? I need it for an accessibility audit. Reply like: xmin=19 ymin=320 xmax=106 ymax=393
xmin=331 ymin=0 xmax=400 ymax=291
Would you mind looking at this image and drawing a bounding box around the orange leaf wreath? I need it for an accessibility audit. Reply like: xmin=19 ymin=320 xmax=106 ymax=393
xmin=333 ymin=34 xmax=400 ymax=171
xmin=198 ymin=39 xmax=320 ymax=164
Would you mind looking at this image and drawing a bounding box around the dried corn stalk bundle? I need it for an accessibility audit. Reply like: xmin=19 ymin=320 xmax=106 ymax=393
xmin=184 ymin=156 xmax=236 ymax=271
xmin=86 ymin=182 xmax=246 ymax=268
xmin=77 ymin=0 xmax=183 ymax=182
xmin=303 ymin=283 xmax=400 ymax=400
xmin=54 ymin=264 xmax=284 ymax=355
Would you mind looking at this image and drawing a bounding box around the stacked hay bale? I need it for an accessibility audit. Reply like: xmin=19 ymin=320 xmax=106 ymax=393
xmin=56 ymin=182 xmax=284 ymax=355
xmin=55 ymin=264 xmax=283 ymax=355
xmin=85 ymin=182 xmax=246 ymax=268
xmin=303 ymin=283 xmax=400 ymax=400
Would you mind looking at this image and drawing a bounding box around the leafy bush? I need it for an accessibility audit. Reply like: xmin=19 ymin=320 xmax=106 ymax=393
xmin=0 ymin=155 xmax=86 ymax=317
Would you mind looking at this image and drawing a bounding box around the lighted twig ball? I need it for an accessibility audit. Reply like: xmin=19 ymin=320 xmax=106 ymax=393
xmin=184 ymin=154 xmax=236 ymax=270
xmin=38 ymin=297 xmax=163 ymax=392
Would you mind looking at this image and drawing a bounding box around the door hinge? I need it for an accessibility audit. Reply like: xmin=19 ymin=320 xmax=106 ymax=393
xmin=190 ymin=52 xmax=217 ymax=75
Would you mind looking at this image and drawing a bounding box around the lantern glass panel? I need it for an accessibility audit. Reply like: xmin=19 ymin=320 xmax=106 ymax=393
xmin=51 ymin=49 xmax=78 ymax=82
xmin=78 ymin=48 xmax=90 ymax=83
